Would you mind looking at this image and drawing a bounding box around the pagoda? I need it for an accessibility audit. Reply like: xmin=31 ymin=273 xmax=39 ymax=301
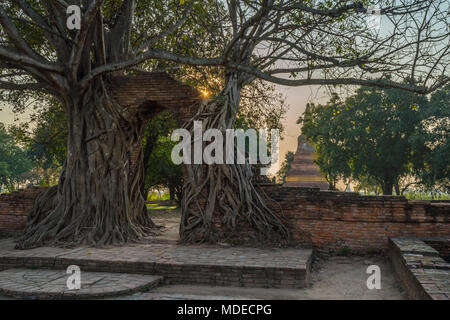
xmin=283 ymin=135 xmax=329 ymax=189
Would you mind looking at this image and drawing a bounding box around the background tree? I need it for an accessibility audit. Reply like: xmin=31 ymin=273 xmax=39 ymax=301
xmin=0 ymin=0 xmax=447 ymax=248
xmin=277 ymin=151 xmax=294 ymax=184
xmin=9 ymin=100 xmax=67 ymax=186
xmin=141 ymin=111 xmax=179 ymax=201
xmin=0 ymin=123 xmax=33 ymax=192
xmin=298 ymin=95 xmax=353 ymax=190
xmin=412 ymin=85 xmax=450 ymax=192
xmin=145 ymin=134 xmax=183 ymax=203
xmin=299 ymin=86 xmax=432 ymax=195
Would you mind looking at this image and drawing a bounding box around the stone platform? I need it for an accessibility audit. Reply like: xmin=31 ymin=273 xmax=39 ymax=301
xmin=389 ymin=237 xmax=450 ymax=300
xmin=0 ymin=239 xmax=312 ymax=289
xmin=0 ymin=268 xmax=162 ymax=299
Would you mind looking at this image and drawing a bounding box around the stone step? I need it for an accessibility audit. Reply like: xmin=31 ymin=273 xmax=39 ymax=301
xmin=0 ymin=268 xmax=163 ymax=299
xmin=0 ymin=240 xmax=312 ymax=289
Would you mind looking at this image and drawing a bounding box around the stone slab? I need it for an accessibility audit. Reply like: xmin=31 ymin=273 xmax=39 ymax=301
xmin=389 ymin=237 xmax=450 ymax=300
xmin=390 ymin=237 xmax=440 ymax=257
xmin=0 ymin=239 xmax=312 ymax=289
xmin=0 ymin=268 xmax=163 ymax=299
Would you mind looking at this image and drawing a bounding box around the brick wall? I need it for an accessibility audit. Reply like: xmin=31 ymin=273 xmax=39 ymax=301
xmin=388 ymin=237 xmax=450 ymax=300
xmin=0 ymin=187 xmax=47 ymax=231
xmin=425 ymin=239 xmax=450 ymax=262
xmin=259 ymin=184 xmax=450 ymax=253
xmin=1 ymin=184 xmax=449 ymax=254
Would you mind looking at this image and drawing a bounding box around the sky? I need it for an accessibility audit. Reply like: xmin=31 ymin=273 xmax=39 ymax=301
xmin=0 ymin=106 xmax=15 ymax=124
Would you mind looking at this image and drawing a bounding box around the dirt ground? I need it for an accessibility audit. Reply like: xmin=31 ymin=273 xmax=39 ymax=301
xmin=111 ymin=254 xmax=406 ymax=300
xmin=131 ymin=210 xmax=408 ymax=300
xmin=150 ymin=209 xmax=181 ymax=242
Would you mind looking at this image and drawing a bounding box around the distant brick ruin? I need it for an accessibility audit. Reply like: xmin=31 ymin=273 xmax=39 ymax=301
xmin=284 ymin=135 xmax=329 ymax=189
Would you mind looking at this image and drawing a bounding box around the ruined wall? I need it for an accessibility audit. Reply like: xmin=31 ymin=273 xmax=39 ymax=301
xmin=260 ymin=184 xmax=450 ymax=253
xmin=1 ymin=184 xmax=449 ymax=254
xmin=388 ymin=237 xmax=450 ymax=300
xmin=0 ymin=187 xmax=48 ymax=231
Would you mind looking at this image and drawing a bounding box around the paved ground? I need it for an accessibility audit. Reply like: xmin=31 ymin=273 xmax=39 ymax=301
xmin=0 ymin=254 xmax=406 ymax=300
xmin=151 ymin=213 xmax=181 ymax=243
xmin=0 ymin=269 xmax=162 ymax=299
xmin=0 ymin=212 xmax=407 ymax=300
xmin=0 ymin=236 xmax=312 ymax=291
xmin=106 ymin=255 xmax=407 ymax=300
xmin=0 ymin=238 xmax=311 ymax=270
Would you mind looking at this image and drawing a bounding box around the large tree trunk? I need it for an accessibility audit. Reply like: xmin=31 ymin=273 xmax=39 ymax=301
xmin=180 ymin=72 xmax=289 ymax=245
xmin=169 ymin=184 xmax=176 ymax=201
xmin=16 ymin=78 xmax=156 ymax=249
xmin=382 ymin=179 xmax=394 ymax=196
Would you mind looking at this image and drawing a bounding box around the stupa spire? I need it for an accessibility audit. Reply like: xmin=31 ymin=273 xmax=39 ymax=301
xmin=284 ymin=136 xmax=329 ymax=189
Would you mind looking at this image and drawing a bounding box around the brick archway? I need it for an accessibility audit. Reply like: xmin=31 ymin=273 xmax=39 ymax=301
xmin=109 ymin=72 xmax=203 ymax=125
xmin=108 ymin=72 xmax=204 ymax=177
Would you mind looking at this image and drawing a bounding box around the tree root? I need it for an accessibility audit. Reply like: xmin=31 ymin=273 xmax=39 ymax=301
xmin=15 ymin=78 xmax=157 ymax=249
xmin=179 ymin=88 xmax=290 ymax=246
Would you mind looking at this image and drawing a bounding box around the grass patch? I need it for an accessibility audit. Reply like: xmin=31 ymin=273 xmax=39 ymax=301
xmin=0 ymin=231 xmax=14 ymax=240
xmin=146 ymin=203 xmax=178 ymax=212
xmin=147 ymin=192 xmax=170 ymax=201
xmin=404 ymin=192 xmax=450 ymax=201
xmin=337 ymin=245 xmax=350 ymax=256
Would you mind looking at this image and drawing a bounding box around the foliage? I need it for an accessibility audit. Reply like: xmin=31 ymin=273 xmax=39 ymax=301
xmin=0 ymin=123 xmax=33 ymax=192
xmin=412 ymin=86 xmax=450 ymax=192
xmin=145 ymin=135 xmax=183 ymax=201
xmin=277 ymin=151 xmax=294 ymax=183
xmin=9 ymin=100 xmax=67 ymax=186
xmin=403 ymin=192 xmax=450 ymax=201
xmin=142 ymin=112 xmax=182 ymax=201
xmin=147 ymin=191 xmax=171 ymax=201
xmin=298 ymin=86 xmax=437 ymax=195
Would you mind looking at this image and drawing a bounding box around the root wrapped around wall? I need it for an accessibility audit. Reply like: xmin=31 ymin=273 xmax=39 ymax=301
xmin=16 ymin=79 xmax=157 ymax=249
xmin=179 ymin=83 xmax=290 ymax=246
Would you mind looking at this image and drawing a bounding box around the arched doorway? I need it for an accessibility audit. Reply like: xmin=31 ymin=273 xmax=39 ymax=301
xmin=110 ymin=72 xmax=204 ymax=242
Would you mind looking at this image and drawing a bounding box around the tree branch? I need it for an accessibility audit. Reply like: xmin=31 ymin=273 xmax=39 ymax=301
xmin=0 ymin=6 xmax=43 ymax=60
xmin=68 ymin=0 xmax=104 ymax=81
xmin=226 ymin=61 xmax=448 ymax=94
xmin=0 ymin=80 xmax=51 ymax=92
xmin=0 ymin=46 xmax=64 ymax=73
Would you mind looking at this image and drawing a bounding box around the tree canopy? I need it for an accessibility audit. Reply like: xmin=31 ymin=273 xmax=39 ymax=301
xmin=277 ymin=151 xmax=294 ymax=183
xmin=0 ymin=123 xmax=33 ymax=192
xmin=0 ymin=0 xmax=448 ymax=96
xmin=298 ymin=85 xmax=449 ymax=195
